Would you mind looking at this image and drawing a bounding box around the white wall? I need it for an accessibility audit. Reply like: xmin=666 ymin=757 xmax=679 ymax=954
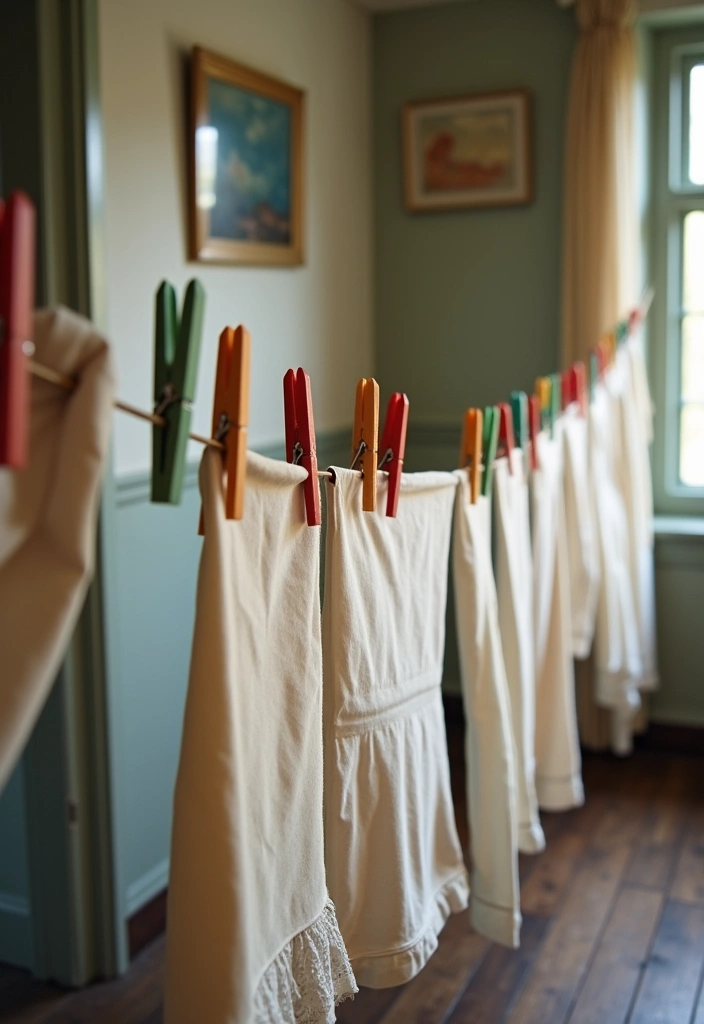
xmin=99 ymin=0 xmax=373 ymax=477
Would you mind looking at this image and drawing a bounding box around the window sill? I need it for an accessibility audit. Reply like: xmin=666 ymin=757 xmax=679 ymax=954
xmin=654 ymin=515 xmax=704 ymax=537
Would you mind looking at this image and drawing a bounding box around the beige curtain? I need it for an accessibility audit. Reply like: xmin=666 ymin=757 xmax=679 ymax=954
xmin=561 ymin=0 xmax=638 ymax=366
xmin=562 ymin=0 xmax=640 ymax=748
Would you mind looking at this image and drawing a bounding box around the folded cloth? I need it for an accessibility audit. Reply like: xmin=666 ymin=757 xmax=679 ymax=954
xmin=0 ymin=308 xmax=115 ymax=792
xmin=165 ymin=450 xmax=356 ymax=1024
xmin=453 ymin=471 xmax=522 ymax=946
xmin=493 ymin=450 xmax=545 ymax=855
xmin=323 ymin=468 xmax=469 ymax=989
xmin=562 ymin=404 xmax=600 ymax=659
xmin=591 ymin=374 xmax=643 ymax=754
xmin=531 ymin=428 xmax=584 ymax=811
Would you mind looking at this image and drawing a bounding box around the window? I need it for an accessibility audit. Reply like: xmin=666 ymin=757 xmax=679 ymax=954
xmin=651 ymin=29 xmax=704 ymax=512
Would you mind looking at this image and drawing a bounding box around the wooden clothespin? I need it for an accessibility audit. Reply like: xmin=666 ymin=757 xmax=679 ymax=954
xmin=528 ymin=393 xmax=541 ymax=471
xmin=459 ymin=408 xmax=483 ymax=504
xmin=510 ymin=391 xmax=528 ymax=452
xmin=572 ymin=362 xmax=587 ymax=415
xmin=378 ymin=392 xmax=409 ymax=518
xmin=0 ymin=192 xmax=35 ymax=468
xmin=496 ymin=401 xmax=516 ymax=473
xmin=535 ymin=376 xmax=551 ymax=434
xmin=200 ymin=325 xmax=250 ymax=532
xmin=152 ymin=279 xmax=205 ymax=504
xmin=283 ymin=367 xmax=321 ymax=526
xmin=351 ymin=377 xmax=379 ymax=512
xmin=482 ymin=405 xmax=500 ymax=497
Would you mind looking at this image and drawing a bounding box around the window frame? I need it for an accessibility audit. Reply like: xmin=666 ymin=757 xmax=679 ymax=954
xmin=651 ymin=27 xmax=704 ymax=514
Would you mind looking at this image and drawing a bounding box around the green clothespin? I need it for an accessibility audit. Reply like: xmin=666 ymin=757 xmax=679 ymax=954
xmin=616 ymin=320 xmax=628 ymax=345
xmin=589 ymin=350 xmax=599 ymax=403
xmin=482 ymin=405 xmax=500 ymax=497
xmin=510 ymin=391 xmax=528 ymax=450
xmin=549 ymin=372 xmax=562 ymax=436
xmin=152 ymin=279 xmax=205 ymax=504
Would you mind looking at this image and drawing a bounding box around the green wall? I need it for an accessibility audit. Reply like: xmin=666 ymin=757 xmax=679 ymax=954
xmin=373 ymin=0 xmax=577 ymax=422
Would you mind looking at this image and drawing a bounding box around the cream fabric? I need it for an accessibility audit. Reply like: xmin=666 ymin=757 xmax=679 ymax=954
xmin=452 ymin=474 xmax=522 ymax=947
xmin=562 ymin=404 xmax=600 ymax=658
xmin=165 ymin=450 xmax=356 ymax=1024
xmin=531 ymin=429 xmax=584 ymax=811
xmin=561 ymin=0 xmax=638 ymax=364
xmin=323 ymin=468 xmax=469 ymax=989
xmin=590 ymin=376 xmax=642 ymax=754
xmin=0 ymin=308 xmax=114 ymax=792
xmin=493 ymin=450 xmax=545 ymax=856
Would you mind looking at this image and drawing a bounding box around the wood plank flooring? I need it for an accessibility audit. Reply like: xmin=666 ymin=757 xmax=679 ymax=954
xmin=2 ymin=742 xmax=703 ymax=1024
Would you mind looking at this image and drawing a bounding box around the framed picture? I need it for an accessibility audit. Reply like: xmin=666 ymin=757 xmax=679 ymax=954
xmin=402 ymin=90 xmax=532 ymax=213
xmin=189 ymin=47 xmax=304 ymax=265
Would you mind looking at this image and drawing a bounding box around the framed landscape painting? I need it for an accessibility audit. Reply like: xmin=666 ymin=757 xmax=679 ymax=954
xmin=402 ymin=90 xmax=532 ymax=213
xmin=190 ymin=47 xmax=304 ymax=265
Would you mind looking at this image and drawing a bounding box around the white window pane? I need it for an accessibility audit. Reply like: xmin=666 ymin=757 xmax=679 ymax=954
xmin=680 ymin=404 xmax=704 ymax=486
xmin=683 ymin=212 xmax=704 ymax=314
xmin=690 ymin=64 xmax=704 ymax=184
xmin=682 ymin=315 xmax=704 ymax=402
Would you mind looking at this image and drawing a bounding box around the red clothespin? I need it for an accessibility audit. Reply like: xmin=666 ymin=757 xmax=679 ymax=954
xmin=199 ymin=325 xmax=250 ymax=533
xmin=528 ymin=393 xmax=541 ymax=471
xmin=283 ymin=367 xmax=321 ymax=526
xmin=561 ymin=370 xmax=573 ymax=410
xmin=0 ymin=192 xmax=36 ymax=468
xmin=378 ymin=392 xmax=409 ymax=518
xmin=496 ymin=401 xmax=515 ymax=473
xmin=572 ymin=362 xmax=586 ymax=415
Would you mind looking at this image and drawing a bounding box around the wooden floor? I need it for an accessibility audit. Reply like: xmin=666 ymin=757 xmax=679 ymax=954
xmin=2 ymin=742 xmax=704 ymax=1024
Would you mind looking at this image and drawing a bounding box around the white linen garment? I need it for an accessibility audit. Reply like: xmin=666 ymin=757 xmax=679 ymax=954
xmin=493 ymin=450 xmax=545 ymax=855
xmin=592 ymin=368 xmax=645 ymax=754
xmin=561 ymin=404 xmax=600 ymax=658
xmin=452 ymin=472 xmax=522 ymax=947
xmin=0 ymin=308 xmax=115 ymax=792
xmin=531 ymin=428 xmax=584 ymax=811
xmin=323 ymin=468 xmax=469 ymax=989
xmin=165 ymin=450 xmax=356 ymax=1024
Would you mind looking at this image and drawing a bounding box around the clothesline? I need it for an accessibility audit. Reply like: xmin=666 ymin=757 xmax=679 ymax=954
xmin=27 ymin=356 xmax=340 ymax=480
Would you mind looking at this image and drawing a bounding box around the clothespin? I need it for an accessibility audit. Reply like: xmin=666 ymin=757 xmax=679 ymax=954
xmin=535 ymin=377 xmax=552 ymax=434
xmin=378 ymin=391 xmax=409 ymax=518
xmin=459 ymin=407 xmax=483 ymax=504
xmin=482 ymin=405 xmax=500 ymax=497
xmin=528 ymin=393 xmax=541 ymax=471
xmin=510 ymin=391 xmax=528 ymax=451
xmin=549 ymin=372 xmax=562 ymax=431
xmin=351 ymin=377 xmax=379 ymax=512
xmin=496 ymin=401 xmax=515 ymax=473
xmin=572 ymin=362 xmax=587 ymax=415
xmin=152 ymin=279 xmax=205 ymax=504
xmin=589 ymin=348 xmax=600 ymax=402
xmin=0 ymin=192 xmax=36 ymax=468
xmin=200 ymin=325 xmax=251 ymax=532
xmin=561 ymin=370 xmax=573 ymax=410
xmin=283 ymin=367 xmax=321 ymax=526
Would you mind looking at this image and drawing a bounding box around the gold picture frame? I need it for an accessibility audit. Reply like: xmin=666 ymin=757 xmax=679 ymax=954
xmin=402 ymin=89 xmax=533 ymax=213
xmin=189 ymin=47 xmax=305 ymax=265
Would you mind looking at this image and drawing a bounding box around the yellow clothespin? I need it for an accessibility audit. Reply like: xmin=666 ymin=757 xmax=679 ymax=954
xmin=351 ymin=377 xmax=379 ymax=512
xmin=459 ymin=408 xmax=483 ymax=504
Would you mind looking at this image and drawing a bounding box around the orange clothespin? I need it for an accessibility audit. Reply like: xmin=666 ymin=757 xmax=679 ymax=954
xmin=378 ymin=392 xmax=409 ymax=518
xmin=351 ymin=377 xmax=379 ymax=512
xmin=200 ymin=325 xmax=250 ymax=533
xmin=283 ymin=367 xmax=321 ymax=526
xmin=496 ymin=401 xmax=516 ymax=473
xmin=459 ymin=407 xmax=483 ymax=504
xmin=0 ymin=192 xmax=35 ymax=468
xmin=528 ymin=393 xmax=541 ymax=471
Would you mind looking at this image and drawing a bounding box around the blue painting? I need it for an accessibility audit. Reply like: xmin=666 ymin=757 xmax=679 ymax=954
xmin=203 ymin=78 xmax=292 ymax=245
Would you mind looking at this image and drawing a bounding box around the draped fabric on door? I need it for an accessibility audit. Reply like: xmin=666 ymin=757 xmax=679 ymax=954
xmin=561 ymin=0 xmax=642 ymax=750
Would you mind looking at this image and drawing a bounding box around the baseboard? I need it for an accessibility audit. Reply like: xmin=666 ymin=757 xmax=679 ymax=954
xmin=634 ymin=721 xmax=704 ymax=756
xmin=0 ymin=892 xmax=33 ymax=970
xmin=127 ymin=888 xmax=167 ymax=960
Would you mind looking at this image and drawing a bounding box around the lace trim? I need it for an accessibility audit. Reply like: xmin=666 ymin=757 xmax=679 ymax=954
xmin=252 ymin=898 xmax=357 ymax=1024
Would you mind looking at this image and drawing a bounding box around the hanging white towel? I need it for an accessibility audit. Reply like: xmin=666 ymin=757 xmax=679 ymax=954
xmin=323 ymin=468 xmax=469 ymax=990
xmin=453 ymin=471 xmax=522 ymax=947
xmin=165 ymin=449 xmax=356 ymax=1024
xmin=531 ymin=428 xmax=584 ymax=811
xmin=0 ymin=308 xmax=115 ymax=792
xmin=562 ymin=404 xmax=600 ymax=658
xmin=618 ymin=335 xmax=659 ymax=692
xmin=591 ymin=370 xmax=644 ymax=754
xmin=493 ymin=450 xmax=545 ymax=855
